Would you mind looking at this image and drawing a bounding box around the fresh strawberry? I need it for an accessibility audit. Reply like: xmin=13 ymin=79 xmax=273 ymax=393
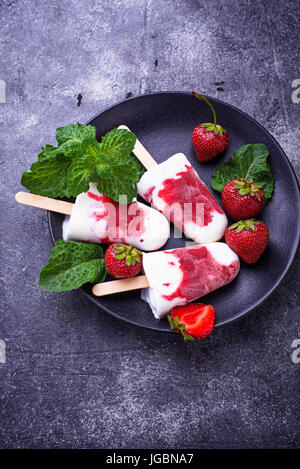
xmin=192 ymin=91 xmax=229 ymax=162
xmin=225 ymin=219 xmax=269 ymax=264
xmin=222 ymin=178 xmax=265 ymax=221
xmin=168 ymin=303 xmax=215 ymax=341
xmin=104 ymin=243 xmax=143 ymax=278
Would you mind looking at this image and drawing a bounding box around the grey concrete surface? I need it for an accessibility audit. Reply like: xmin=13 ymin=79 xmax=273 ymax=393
xmin=0 ymin=0 xmax=299 ymax=449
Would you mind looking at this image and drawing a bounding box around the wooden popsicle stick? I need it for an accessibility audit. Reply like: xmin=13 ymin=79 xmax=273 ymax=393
xmin=15 ymin=191 xmax=73 ymax=215
xmin=118 ymin=124 xmax=158 ymax=170
xmin=92 ymin=275 xmax=149 ymax=297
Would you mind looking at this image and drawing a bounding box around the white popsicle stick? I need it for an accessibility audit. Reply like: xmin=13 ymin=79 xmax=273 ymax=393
xmin=118 ymin=124 xmax=158 ymax=170
xmin=15 ymin=191 xmax=73 ymax=215
xmin=92 ymin=275 xmax=149 ymax=296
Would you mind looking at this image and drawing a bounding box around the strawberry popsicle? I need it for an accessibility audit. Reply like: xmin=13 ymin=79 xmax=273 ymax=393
xmin=137 ymin=153 xmax=228 ymax=243
xmin=141 ymin=242 xmax=240 ymax=318
xmin=63 ymin=183 xmax=170 ymax=251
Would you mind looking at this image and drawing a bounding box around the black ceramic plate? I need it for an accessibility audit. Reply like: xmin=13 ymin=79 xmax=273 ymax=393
xmin=49 ymin=92 xmax=300 ymax=332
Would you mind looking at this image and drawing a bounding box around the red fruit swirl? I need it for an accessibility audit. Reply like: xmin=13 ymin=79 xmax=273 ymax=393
xmin=162 ymin=245 xmax=239 ymax=302
xmin=87 ymin=191 xmax=146 ymax=243
xmin=143 ymin=164 xmax=224 ymax=229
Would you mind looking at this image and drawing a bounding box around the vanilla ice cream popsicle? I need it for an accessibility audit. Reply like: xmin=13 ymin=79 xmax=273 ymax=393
xmin=137 ymin=153 xmax=228 ymax=243
xmin=142 ymin=242 xmax=240 ymax=319
xmin=63 ymin=183 xmax=170 ymax=251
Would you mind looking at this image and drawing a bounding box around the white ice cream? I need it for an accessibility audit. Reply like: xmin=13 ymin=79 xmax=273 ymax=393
xmin=142 ymin=242 xmax=240 ymax=319
xmin=137 ymin=153 xmax=228 ymax=243
xmin=141 ymin=250 xmax=184 ymax=319
xmin=63 ymin=183 xmax=170 ymax=251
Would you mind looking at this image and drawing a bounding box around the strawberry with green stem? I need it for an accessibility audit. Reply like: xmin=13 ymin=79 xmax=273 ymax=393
xmin=104 ymin=243 xmax=143 ymax=278
xmin=225 ymin=219 xmax=269 ymax=264
xmin=222 ymin=178 xmax=266 ymax=221
xmin=192 ymin=92 xmax=229 ymax=162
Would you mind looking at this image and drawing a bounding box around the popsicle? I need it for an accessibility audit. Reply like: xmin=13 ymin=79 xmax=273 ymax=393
xmin=63 ymin=183 xmax=170 ymax=251
xmin=15 ymin=185 xmax=170 ymax=252
xmin=92 ymin=242 xmax=240 ymax=319
xmin=137 ymin=152 xmax=228 ymax=243
xmin=142 ymin=242 xmax=240 ymax=318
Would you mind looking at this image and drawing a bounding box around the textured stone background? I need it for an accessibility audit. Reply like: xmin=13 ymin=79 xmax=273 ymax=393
xmin=0 ymin=0 xmax=299 ymax=449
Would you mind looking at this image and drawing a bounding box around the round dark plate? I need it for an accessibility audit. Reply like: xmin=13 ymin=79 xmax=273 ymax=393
xmin=49 ymin=92 xmax=300 ymax=332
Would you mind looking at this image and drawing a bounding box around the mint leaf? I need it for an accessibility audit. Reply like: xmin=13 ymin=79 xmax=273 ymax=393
xmin=130 ymin=151 xmax=146 ymax=179
xmin=56 ymin=123 xmax=96 ymax=145
xmin=211 ymin=144 xmax=274 ymax=200
xmin=67 ymin=155 xmax=97 ymax=196
xmin=67 ymin=156 xmax=112 ymax=197
xmin=96 ymin=158 xmax=139 ymax=202
xmin=66 ymin=137 xmax=111 ymax=196
xmin=100 ymin=128 xmax=136 ymax=158
xmin=39 ymin=240 xmax=106 ymax=292
xmin=21 ymin=153 xmax=72 ymax=198
xmin=21 ymin=125 xmax=140 ymax=202
xmin=37 ymin=144 xmax=58 ymax=161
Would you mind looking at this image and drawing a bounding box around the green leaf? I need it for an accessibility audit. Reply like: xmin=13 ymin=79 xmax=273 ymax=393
xmin=167 ymin=314 xmax=195 ymax=342
xmin=21 ymin=125 xmax=140 ymax=202
xmin=39 ymin=240 xmax=106 ymax=292
xmin=59 ymin=133 xmax=101 ymax=159
xmin=67 ymin=155 xmax=96 ymax=197
xmin=99 ymin=128 xmax=136 ymax=158
xmin=129 ymin=151 xmax=146 ymax=179
xmin=66 ymin=138 xmax=112 ymax=197
xmin=37 ymin=144 xmax=59 ymax=161
xmin=96 ymin=129 xmax=140 ymax=201
xmin=211 ymin=144 xmax=274 ymax=200
xmin=80 ymin=136 xmax=102 ymax=159
xmin=21 ymin=153 xmax=72 ymax=198
xmin=56 ymin=123 xmax=96 ymax=145
xmin=96 ymin=158 xmax=139 ymax=202
xmin=184 ymin=334 xmax=195 ymax=342
xmin=229 ymin=219 xmax=262 ymax=233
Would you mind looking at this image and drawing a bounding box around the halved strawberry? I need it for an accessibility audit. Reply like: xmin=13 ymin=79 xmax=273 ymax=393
xmin=168 ymin=303 xmax=215 ymax=341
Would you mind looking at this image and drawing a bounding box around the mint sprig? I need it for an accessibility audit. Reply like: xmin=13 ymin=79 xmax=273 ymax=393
xmin=21 ymin=124 xmax=142 ymax=202
xmin=211 ymin=144 xmax=274 ymax=201
xmin=39 ymin=240 xmax=106 ymax=292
